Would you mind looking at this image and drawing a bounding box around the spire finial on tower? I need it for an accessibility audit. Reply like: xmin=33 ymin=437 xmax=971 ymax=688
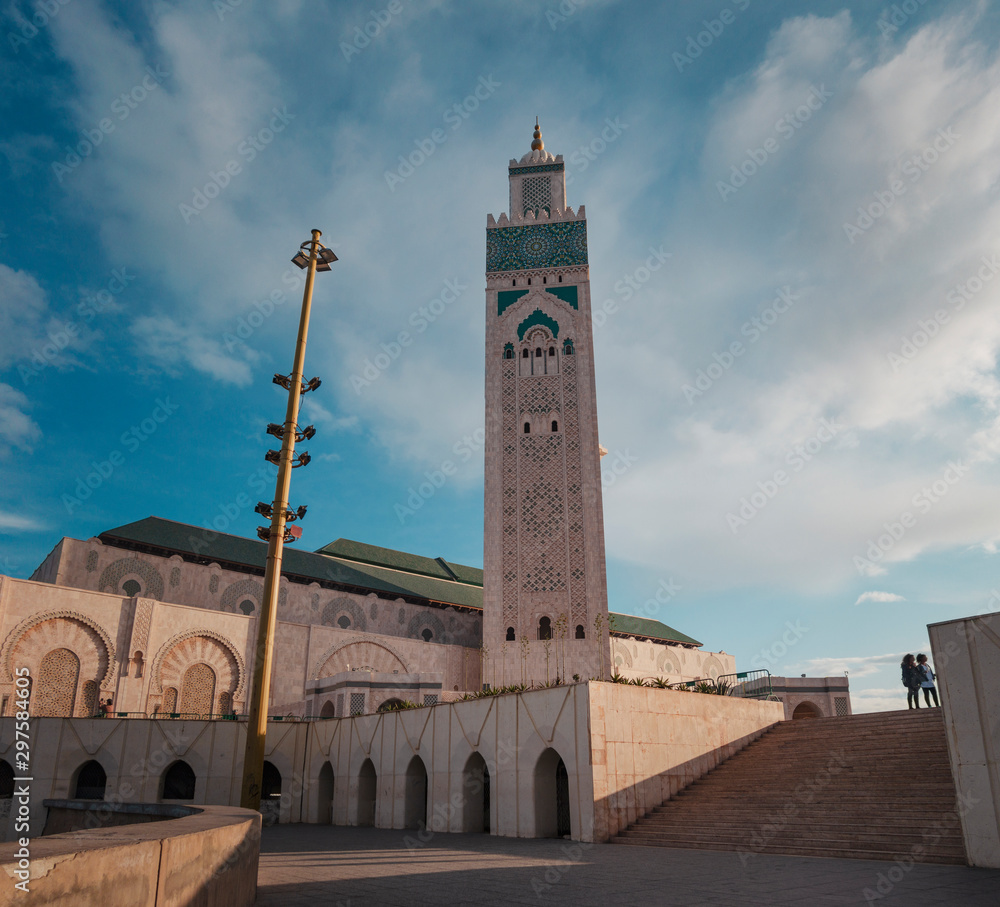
xmin=531 ymin=117 xmax=544 ymax=152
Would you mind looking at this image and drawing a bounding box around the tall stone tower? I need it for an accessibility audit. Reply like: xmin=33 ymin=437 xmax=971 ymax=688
xmin=483 ymin=121 xmax=610 ymax=687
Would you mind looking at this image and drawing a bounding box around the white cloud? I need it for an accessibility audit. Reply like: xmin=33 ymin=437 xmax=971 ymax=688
xmin=848 ymin=687 xmax=910 ymax=714
xmin=0 ymin=512 xmax=45 ymax=532
xmin=131 ymin=316 xmax=253 ymax=386
xmin=787 ymin=651 xmax=914 ymax=679
xmin=0 ymin=384 xmax=41 ymax=455
xmin=855 ymin=591 xmax=907 ymax=605
xmin=0 ymin=265 xmax=49 ymax=369
xmin=595 ymin=9 xmax=1000 ymax=590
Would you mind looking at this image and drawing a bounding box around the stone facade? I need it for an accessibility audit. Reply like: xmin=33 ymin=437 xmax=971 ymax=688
xmin=484 ymin=127 xmax=611 ymax=685
xmin=929 ymin=608 xmax=1000 ymax=868
xmin=768 ymin=676 xmax=852 ymax=720
xmin=0 ymin=684 xmax=783 ymax=844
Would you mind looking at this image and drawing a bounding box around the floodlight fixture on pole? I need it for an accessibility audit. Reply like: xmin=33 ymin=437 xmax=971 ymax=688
xmin=240 ymin=228 xmax=334 ymax=812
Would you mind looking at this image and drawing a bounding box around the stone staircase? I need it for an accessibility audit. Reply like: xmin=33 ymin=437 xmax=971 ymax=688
xmin=612 ymin=708 xmax=966 ymax=863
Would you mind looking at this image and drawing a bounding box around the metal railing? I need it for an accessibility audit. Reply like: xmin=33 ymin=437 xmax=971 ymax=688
xmin=78 ymin=711 xmax=336 ymax=721
xmin=717 ymin=669 xmax=774 ymax=700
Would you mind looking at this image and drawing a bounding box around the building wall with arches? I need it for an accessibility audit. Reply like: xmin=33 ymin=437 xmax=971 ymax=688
xmin=30 ymin=535 xmax=485 ymax=652
xmin=0 ymin=681 xmax=783 ymax=846
xmin=0 ymin=571 xmax=476 ymax=721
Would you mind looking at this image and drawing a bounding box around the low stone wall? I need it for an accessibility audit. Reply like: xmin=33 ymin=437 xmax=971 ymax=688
xmin=42 ymin=800 xmax=196 ymax=835
xmin=0 ymin=802 xmax=260 ymax=907
xmin=588 ymin=683 xmax=785 ymax=840
xmin=929 ymin=608 xmax=1000 ymax=868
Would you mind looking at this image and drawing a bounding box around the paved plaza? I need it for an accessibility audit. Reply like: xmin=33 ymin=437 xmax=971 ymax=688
xmin=257 ymin=824 xmax=1000 ymax=906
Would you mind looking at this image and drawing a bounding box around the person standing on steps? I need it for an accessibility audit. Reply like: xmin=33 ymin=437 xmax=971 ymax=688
xmin=917 ymin=653 xmax=939 ymax=707
xmin=901 ymin=654 xmax=922 ymax=709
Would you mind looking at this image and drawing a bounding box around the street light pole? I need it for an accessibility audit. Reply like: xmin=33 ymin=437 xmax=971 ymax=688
xmin=240 ymin=228 xmax=333 ymax=811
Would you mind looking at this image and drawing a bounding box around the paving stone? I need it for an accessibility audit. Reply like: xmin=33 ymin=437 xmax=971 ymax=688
xmin=256 ymin=824 xmax=1000 ymax=906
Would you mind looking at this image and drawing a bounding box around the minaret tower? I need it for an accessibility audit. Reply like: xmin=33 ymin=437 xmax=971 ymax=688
xmin=483 ymin=121 xmax=610 ymax=687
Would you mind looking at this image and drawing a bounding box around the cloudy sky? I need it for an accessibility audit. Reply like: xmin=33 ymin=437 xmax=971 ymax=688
xmin=2 ymin=0 xmax=999 ymax=713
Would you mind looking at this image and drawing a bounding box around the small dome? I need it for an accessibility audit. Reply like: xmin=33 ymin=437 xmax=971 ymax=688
xmin=518 ymin=148 xmax=557 ymax=164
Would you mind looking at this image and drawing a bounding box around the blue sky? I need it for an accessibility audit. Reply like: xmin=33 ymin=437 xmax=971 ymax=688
xmin=2 ymin=0 xmax=1000 ymax=713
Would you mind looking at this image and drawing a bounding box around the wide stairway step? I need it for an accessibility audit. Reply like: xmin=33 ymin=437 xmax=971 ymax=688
xmin=612 ymin=708 xmax=965 ymax=864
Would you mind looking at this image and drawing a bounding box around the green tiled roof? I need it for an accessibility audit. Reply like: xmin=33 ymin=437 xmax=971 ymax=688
xmin=314 ymin=538 xmax=482 ymax=586
xmin=98 ymin=517 xmax=484 ymax=610
xmin=97 ymin=517 xmax=702 ymax=646
xmin=607 ymin=613 xmax=702 ymax=647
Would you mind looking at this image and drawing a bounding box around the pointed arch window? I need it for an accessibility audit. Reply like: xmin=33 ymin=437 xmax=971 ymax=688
xmin=575 ymin=625 xmax=585 ymax=639
xmin=506 ymin=627 xmax=516 ymax=641
xmin=538 ymin=617 xmax=552 ymax=640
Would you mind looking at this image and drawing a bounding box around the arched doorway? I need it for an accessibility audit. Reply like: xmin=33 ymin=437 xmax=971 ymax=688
xmin=792 ymin=701 xmax=822 ymax=720
xmin=320 ymin=700 xmax=336 ymax=718
xmin=462 ymin=752 xmax=490 ymax=833
xmin=356 ymin=759 xmax=377 ymax=827
xmin=162 ymin=761 xmax=196 ymax=800
xmin=74 ymin=760 xmax=107 ymax=800
xmin=318 ymin=761 xmax=334 ymax=824
xmin=0 ymin=760 xmax=13 ymax=813
xmin=534 ymin=748 xmax=571 ymax=838
xmin=404 ymin=756 xmax=428 ymax=830
xmin=261 ymin=761 xmax=282 ymax=826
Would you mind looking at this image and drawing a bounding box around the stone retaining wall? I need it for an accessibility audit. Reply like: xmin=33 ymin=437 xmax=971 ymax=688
xmin=0 ymin=803 xmax=259 ymax=906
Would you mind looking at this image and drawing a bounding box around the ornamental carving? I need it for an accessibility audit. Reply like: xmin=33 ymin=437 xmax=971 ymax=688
xmin=1 ymin=610 xmax=117 ymax=690
xmin=149 ymin=629 xmax=246 ymax=700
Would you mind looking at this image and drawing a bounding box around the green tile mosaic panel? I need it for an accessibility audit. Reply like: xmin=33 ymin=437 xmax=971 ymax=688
xmin=508 ymin=163 xmax=565 ymax=175
xmin=486 ymin=221 xmax=588 ymax=273
xmin=497 ymin=289 xmax=529 ymax=316
xmin=517 ymin=308 xmax=560 ymax=340
xmin=547 ymin=285 xmax=578 ymax=308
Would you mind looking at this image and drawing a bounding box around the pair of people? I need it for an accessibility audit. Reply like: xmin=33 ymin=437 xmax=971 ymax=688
xmin=901 ymin=653 xmax=938 ymax=708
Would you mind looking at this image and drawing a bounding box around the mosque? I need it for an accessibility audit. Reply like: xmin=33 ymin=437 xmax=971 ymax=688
xmin=0 ymin=124 xmax=848 ymax=841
